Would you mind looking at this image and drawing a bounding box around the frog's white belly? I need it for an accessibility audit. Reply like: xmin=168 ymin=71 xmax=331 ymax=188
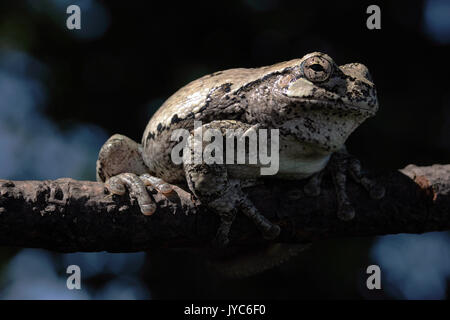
xmin=226 ymin=136 xmax=332 ymax=180
xmin=226 ymin=154 xmax=329 ymax=180
xmin=277 ymin=154 xmax=330 ymax=178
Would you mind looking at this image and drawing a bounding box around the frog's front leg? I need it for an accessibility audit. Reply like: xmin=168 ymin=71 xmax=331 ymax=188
xmin=183 ymin=121 xmax=280 ymax=247
xmin=96 ymin=134 xmax=172 ymax=215
xmin=184 ymin=163 xmax=280 ymax=247
xmin=304 ymin=147 xmax=385 ymax=220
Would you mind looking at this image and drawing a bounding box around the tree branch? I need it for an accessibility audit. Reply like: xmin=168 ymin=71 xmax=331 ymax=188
xmin=0 ymin=164 xmax=449 ymax=252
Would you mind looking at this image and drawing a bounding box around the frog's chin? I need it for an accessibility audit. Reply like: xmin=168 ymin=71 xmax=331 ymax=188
xmin=279 ymin=117 xmax=360 ymax=153
xmin=291 ymin=133 xmax=344 ymax=154
xmin=286 ymin=97 xmax=377 ymax=118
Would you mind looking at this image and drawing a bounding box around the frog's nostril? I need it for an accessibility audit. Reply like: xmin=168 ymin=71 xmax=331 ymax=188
xmin=310 ymin=64 xmax=325 ymax=72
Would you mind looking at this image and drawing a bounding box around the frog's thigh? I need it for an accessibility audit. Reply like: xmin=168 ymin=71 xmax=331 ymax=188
xmin=96 ymin=134 xmax=148 ymax=182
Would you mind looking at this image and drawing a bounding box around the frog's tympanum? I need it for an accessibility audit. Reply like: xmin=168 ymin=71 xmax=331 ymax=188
xmin=97 ymin=52 xmax=384 ymax=250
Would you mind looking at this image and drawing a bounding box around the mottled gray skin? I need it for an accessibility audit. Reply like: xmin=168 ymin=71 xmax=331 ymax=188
xmin=97 ymin=52 xmax=384 ymax=247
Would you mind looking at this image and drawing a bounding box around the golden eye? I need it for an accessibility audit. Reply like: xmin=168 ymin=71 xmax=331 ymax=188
xmin=301 ymin=56 xmax=332 ymax=82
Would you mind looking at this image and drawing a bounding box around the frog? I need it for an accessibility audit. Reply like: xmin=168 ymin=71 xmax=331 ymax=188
xmin=96 ymin=52 xmax=385 ymax=248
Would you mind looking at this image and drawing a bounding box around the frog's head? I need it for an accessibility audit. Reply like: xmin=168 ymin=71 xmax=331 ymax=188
xmin=261 ymin=52 xmax=379 ymax=152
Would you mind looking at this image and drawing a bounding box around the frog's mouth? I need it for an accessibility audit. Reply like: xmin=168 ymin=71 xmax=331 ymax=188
xmin=278 ymin=108 xmax=369 ymax=152
xmin=284 ymin=76 xmax=378 ymax=116
xmin=292 ymin=98 xmax=377 ymax=117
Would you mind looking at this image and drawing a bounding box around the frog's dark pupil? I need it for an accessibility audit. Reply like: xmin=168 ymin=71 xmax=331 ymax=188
xmin=310 ymin=64 xmax=325 ymax=72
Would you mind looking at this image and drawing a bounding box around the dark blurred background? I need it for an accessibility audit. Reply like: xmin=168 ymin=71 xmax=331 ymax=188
xmin=0 ymin=0 xmax=449 ymax=299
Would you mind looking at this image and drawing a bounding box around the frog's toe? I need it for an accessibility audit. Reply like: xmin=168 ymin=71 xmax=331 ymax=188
xmin=337 ymin=202 xmax=355 ymax=221
xmin=210 ymin=208 xmax=235 ymax=248
xmin=240 ymin=197 xmax=280 ymax=240
xmin=369 ymin=184 xmax=385 ymax=200
xmin=105 ymin=173 xmax=156 ymax=216
xmin=139 ymin=173 xmax=173 ymax=194
xmin=105 ymin=176 xmax=127 ymax=195
xmin=262 ymin=224 xmax=281 ymax=240
xmin=348 ymin=157 xmax=385 ymax=200
xmin=139 ymin=203 xmax=157 ymax=215
xmin=213 ymin=231 xmax=230 ymax=248
xmin=331 ymin=166 xmax=357 ymax=221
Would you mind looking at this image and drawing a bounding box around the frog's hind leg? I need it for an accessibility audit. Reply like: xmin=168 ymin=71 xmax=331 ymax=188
xmin=97 ymin=134 xmax=173 ymax=215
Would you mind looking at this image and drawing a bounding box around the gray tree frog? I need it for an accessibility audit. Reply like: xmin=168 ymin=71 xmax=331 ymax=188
xmin=96 ymin=52 xmax=384 ymax=247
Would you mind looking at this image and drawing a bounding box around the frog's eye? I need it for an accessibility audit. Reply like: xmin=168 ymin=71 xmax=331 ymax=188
xmin=301 ymin=56 xmax=332 ymax=82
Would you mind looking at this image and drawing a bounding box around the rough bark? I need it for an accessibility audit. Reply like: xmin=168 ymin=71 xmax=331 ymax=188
xmin=0 ymin=164 xmax=448 ymax=252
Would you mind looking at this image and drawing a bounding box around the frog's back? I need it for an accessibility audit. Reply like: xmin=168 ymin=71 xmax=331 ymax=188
xmin=141 ymin=59 xmax=300 ymax=182
xmin=143 ymin=59 xmax=301 ymax=140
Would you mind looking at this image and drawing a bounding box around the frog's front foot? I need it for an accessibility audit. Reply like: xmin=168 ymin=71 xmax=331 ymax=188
xmin=192 ymin=175 xmax=280 ymax=248
xmin=184 ymin=163 xmax=280 ymax=247
xmin=105 ymin=173 xmax=173 ymax=215
xmin=183 ymin=121 xmax=281 ymax=247
xmin=304 ymin=148 xmax=385 ymax=220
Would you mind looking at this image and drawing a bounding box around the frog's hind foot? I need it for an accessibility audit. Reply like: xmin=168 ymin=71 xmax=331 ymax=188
xmin=139 ymin=173 xmax=173 ymax=194
xmin=105 ymin=173 xmax=173 ymax=215
xmin=97 ymin=134 xmax=173 ymax=216
xmin=105 ymin=173 xmax=156 ymax=215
